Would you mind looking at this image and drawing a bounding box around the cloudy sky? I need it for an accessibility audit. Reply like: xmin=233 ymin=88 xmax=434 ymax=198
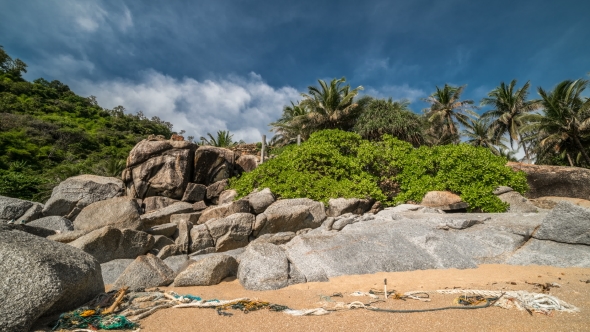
xmin=2 ymin=0 xmax=589 ymax=142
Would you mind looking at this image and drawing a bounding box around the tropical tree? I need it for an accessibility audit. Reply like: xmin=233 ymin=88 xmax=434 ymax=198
xmin=461 ymin=116 xmax=509 ymax=155
xmin=481 ymin=80 xmax=540 ymax=161
xmin=269 ymin=101 xmax=309 ymax=146
xmin=200 ymin=130 xmax=244 ymax=147
xmin=522 ymin=79 xmax=590 ymax=167
xmin=353 ymin=98 xmax=425 ymax=146
xmin=296 ymin=77 xmax=365 ymax=137
xmin=422 ymin=84 xmax=476 ymax=145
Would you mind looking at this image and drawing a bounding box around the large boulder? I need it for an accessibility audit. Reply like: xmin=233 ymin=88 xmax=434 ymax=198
xmin=420 ymin=191 xmax=468 ymax=211
xmin=173 ymin=254 xmax=238 ymax=286
xmin=189 ymin=224 xmax=215 ymax=253
xmin=244 ymin=188 xmax=275 ymax=214
xmin=254 ymin=198 xmax=326 ymax=236
xmin=507 ymin=162 xmax=590 ymax=199
xmin=199 ymin=200 xmax=250 ymax=224
xmin=327 ymin=198 xmax=373 ymax=217
xmin=123 ymin=139 xmax=196 ymax=200
xmin=238 ymin=242 xmax=303 ymax=290
xmin=507 ymin=239 xmax=590 ymax=267
xmin=235 ymin=154 xmax=259 ymax=173
xmin=534 ymin=202 xmax=590 ymax=245
xmin=140 ymin=202 xmax=194 ymax=229
xmin=73 ymin=196 xmax=143 ymax=232
xmin=206 ymin=179 xmax=229 ymax=202
xmin=26 ymin=216 xmax=73 ymax=232
xmin=181 ymin=183 xmax=207 ymax=203
xmin=145 ymin=222 xmax=178 ymax=237
xmin=530 ymin=196 xmax=590 ymax=210
xmin=0 ymin=195 xmax=43 ymax=223
xmin=193 ymin=146 xmax=239 ymax=185
xmin=0 ymin=224 xmax=104 ymax=332
xmin=100 ymin=259 xmax=135 ymax=285
xmin=2 ymin=223 xmax=56 ymax=238
xmin=69 ymin=226 xmax=155 ymax=263
xmin=42 ymin=175 xmax=123 ymax=220
xmin=497 ymin=191 xmax=538 ymax=213
xmin=206 ymin=213 xmax=254 ymax=252
xmin=143 ymin=196 xmax=179 ymax=213
xmin=113 ymin=254 xmax=175 ymax=291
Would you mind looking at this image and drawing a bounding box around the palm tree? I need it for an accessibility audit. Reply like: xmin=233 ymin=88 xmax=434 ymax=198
xmin=297 ymin=77 xmax=364 ymax=137
xmin=269 ymin=101 xmax=309 ymax=146
xmin=200 ymin=130 xmax=244 ymax=147
xmin=422 ymin=84 xmax=476 ymax=145
xmin=461 ymin=116 xmax=508 ymax=155
xmin=522 ymin=79 xmax=590 ymax=166
xmin=481 ymin=80 xmax=540 ymax=162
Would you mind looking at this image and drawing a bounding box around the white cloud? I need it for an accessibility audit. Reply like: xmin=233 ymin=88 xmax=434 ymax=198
xmin=75 ymin=71 xmax=300 ymax=143
xmin=364 ymin=84 xmax=426 ymax=102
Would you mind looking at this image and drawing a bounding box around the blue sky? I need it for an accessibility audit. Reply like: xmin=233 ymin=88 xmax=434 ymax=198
xmin=1 ymin=0 xmax=589 ymax=142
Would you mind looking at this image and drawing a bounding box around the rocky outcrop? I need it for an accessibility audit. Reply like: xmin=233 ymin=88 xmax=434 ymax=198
xmin=420 ymin=191 xmax=468 ymax=211
xmin=507 ymin=162 xmax=590 ymax=199
xmin=143 ymin=196 xmax=179 ymax=213
xmin=0 ymin=195 xmax=43 ymax=223
xmin=181 ymin=183 xmax=207 ymax=203
xmin=140 ymin=202 xmax=194 ymax=229
xmin=73 ymin=196 xmax=143 ymax=232
xmin=0 ymin=224 xmax=103 ymax=332
xmin=100 ymin=259 xmax=135 ymax=285
xmin=218 ymin=190 xmax=238 ymax=205
xmin=42 ymin=175 xmax=123 ymax=220
xmin=146 ymin=222 xmax=178 ymax=237
xmin=238 ymin=242 xmax=303 ymax=290
xmin=113 ymin=254 xmax=175 ymax=291
xmin=327 ymin=198 xmax=373 ymax=217
xmin=26 ymin=216 xmax=73 ymax=232
xmin=235 ymin=154 xmax=259 ymax=173
xmin=69 ymin=226 xmax=155 ymax=263
xmin=534 ymin=202 xmax=590 ymax=245
xmin=189 ymin=224 xmax=215 ymax=253
xmin=199 ymin=200 xmax=250 ymax=224
xmin=530 ymin=196 xmax=590 ymax=209
xmin=244 ymin=188 xmax=275 ymax=214
xmin=193 ymin=146 xmax=239 ymax=186
xmin=206 ymin=213 xmax=254 ymax=252
xmin=173 ymin=254 xmax=238 ymax=286
xmin=123 ymin=139 xmax=196 ymax=200
xmin=496 ymin=190 xmax=538 ymax=213
xmin=254 ymin=198 xmax=326 ymax=236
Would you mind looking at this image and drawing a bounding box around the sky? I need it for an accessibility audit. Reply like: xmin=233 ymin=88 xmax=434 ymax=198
xmin=1 ymin=0 xmax=589 ymax=142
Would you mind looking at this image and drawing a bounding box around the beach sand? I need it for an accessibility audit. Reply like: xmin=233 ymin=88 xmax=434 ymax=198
xmin=129 ymin=264 xmax=590 ymax=332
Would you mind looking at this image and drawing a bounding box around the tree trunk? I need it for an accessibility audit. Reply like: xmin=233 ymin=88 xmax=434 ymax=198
xmin=573 ymin=135 xmax=590 ymax=166
xmin=566 ymin=152 xmax=574 ymax=167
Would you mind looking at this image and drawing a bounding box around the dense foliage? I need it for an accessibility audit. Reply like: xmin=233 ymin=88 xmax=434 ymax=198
xmin=0 ymin=47 xmax=173 ymax=201
xmin=231 ymin=129 xmax=528 ymax=212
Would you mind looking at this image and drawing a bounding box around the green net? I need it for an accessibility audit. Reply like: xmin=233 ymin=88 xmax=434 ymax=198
xmin=52 ymin=307 xmax=138 ymax=331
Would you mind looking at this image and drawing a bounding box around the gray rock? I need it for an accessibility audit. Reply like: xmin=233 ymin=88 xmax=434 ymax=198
xmin=493 ymin=186 xmax=514 ymax=195
xmin=140 ymin=202 xmax=194 ymax=229
xmin=151 ymin=235 xmax=175 ymax=254
xmin=73 ymin=196 xmax=143 ymax=232
xmin=218 ymin=189 xmax=238 ymax=204
xmin=420 ymin=191 xmax=468 ymax=211
xmin=507 ymin=239 xmax=590 ymax=267
xmin=189 ymin=224 xmax=215 ymax=253
xmin=190 ymin=247 xmax=245 ymax=261
xmin=42 ymin=175 xmax=123 ymax=220
xmin=170 ymin=212 xmax=202 ymax=225
xmin=245 ymin=188 xmax=276 ymax=214
xmin=0 ymin=195 xmax=43 ymax=223
xmin=378 ymin=204 xmax=423 ymax=215
xmin=436 ymin=217 xmax=486 ymax=230
xmin=192 ymin=200 xmax=208 ymax=211
xmin=252 ymin=231 xmax=296 ymax=245
xmin=321 ymin=217 xmax=336 ymax=230
xmin=534 ymin=201 xmax=590 ymax=245
xmin=206 ymin=179 xmax=229 ymax=200
xmin=0 ymin=224 xmax=103 ymax=332
xmin=146 ymin=222 xmax=178 ymax=237
xmin=163 ymin=255 xmax=190 ymax=274
xmin=1 ymin=223 xmax=56 ymax=238
xmin=181 ymin=183 xmax=207 ymax=203
xmin=206 ymin=213 xmax=254 ymax=252
xmin=331 ymin=215 xmax=359 ymax=231
xmin=327 ymin=198 xmax=373 ymax=217
xmin=173 ymin=254 xmax=238 ymax=286
xmin=47 ymin=229 xmax=89 ymax=243
xmin=174 ymin=219 xmax=193 ymax=252
xmin=506 ymin=162 xmax=590 ymax=199
xmin=256 ymin=198 xmax=326 ymax=236
xmin=126 ymin=139 xmax=195 ymax=168
xmin=238 ymin=242 xmax=292 ymax=290
xmin=113 ymin=254 xmax=176 ymax=290
xmin=236 ymin=154 xmax=258 ymax=172
xmin=101 ymin=259 xmax=135 ymax=285
xmin=69 ymin=226 xmax=155 ymax=263
xmin=26 ymin=216 xmax=73 ymax=232
xmin=199 ymin=200 xmax=250 ymax=224
xmin=498 ymin=191 xmax=538 ymax=213
xmin=143 ymin=196 xmax=179 ymax=213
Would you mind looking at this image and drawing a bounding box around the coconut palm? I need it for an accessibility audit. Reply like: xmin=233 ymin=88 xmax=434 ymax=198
xmin=297 ymin=77 xmax=364 ymax=137
xmin=461 ymin=116 xmax=508 ymax=155
xmin=522 ymin=79 xmax=590 ymax=166
xmin=422 ymin=84 xmax=476 ymax=145
xmin=269 ymin=101 xmax=309 ymax=146
xmin=481 ymin=80 xmax=540 ymax=161
xmin=200 ymin=130 xmax=244 ymax=147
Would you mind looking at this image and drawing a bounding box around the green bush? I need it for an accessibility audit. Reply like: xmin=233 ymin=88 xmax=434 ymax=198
xmin=230 ymin=129 xmax=529 ymax=212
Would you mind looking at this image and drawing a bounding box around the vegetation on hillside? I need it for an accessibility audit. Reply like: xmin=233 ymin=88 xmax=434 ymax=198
xmin=0 ymin=47 xmax=174 ymax=201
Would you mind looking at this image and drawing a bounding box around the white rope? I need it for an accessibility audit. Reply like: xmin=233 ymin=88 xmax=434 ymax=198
xmin=282 ymin=308 xmax=330 ymax=316
xmin=350 ymin=291 xmax=379 ymax=299
xmin=173 ymin=298 xmax=250 ymax=308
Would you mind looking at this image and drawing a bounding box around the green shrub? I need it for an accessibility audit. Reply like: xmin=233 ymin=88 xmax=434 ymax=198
xmin=230 ymin=129 xmax=528 ymax=212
